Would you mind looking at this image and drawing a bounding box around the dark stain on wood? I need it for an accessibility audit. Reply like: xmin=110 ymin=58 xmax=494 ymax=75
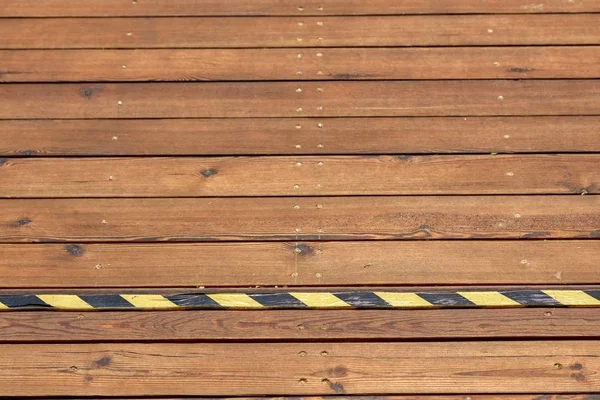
xmin=295 ymin=243 xmax=314 ymax=257
xmin=18 ymin=150 xmax=36 ymax=156
xmin=13 ymin=218 xmax=32 ymax=227
xmin=65 ymin=244 xmax=85 ymax=257
xmin=0 ymin=158 xmax=7 ymax=167
xmin=332 ymin=73 xmax=374 ymax=79
xmin=78 ymin=86 xmax=102 ymax=100
xmin=571 ymin=372 xmax=586 ymax=382
xmin=84 ymin=374 xmax=94 ymax=383
xmin=396 ymin=155 xmax=413 ymax=161
xmin=591 ymin=230 xmax=600 ymax=238
xmin=93 ymin=356 xmax=112 ymax=368
xmin=521 ymin=231 xmax=550 ymax=239
xmin=571 ymin=362 xmax=583 ymax=370
xmin=328 ymin=366 xmax=348 ymax=377
xmin=508 ymin=67 xmax=532 ymax=73
xmin=322 ymin=378 xmax=345 ymax=394
xmin=201 ymin=168 xmax=218 ymax=178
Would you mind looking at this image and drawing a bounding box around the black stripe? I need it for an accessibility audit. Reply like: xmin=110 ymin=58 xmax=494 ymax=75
xmin=249 ymin=293 xmax=307 ymax=308
xmin=501 ymin=290 xmax=562 ymax=306
xmin=165 ymin=294 xmax=221 ymax=308
xmin=334 ymin=292 xmax=390 ymax=308
xmin=79 ymin=295 xmax=134 ymax=308
xmin=0 ymin=295 xmax=50 ymax=308
xmin=583 ymin=290 xmax=600 ymax=302
xmin=417 ymin=292 xmax=475 ymax=307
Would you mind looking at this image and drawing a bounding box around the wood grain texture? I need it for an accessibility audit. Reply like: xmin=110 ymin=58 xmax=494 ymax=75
xmin=2 ymin=80 xmax=599 ymax=119
xmin=0 ymin=341 xmax=598 ymax=395
xmin=0 ymin=308 xmax=599 ymax=341
xmin=1 ymin=241 xmax=597 ymax=288
xmin=3 ymin=0 xmax=599 ymax=16
xmin=2 ymin=15 xmax=599 ymax=49
xmin=9 ymin=397 xmax=595 ymax=400
xmin=1 ymin=196 xmax=598 ymax=243
xmin=1 ymin=155 xmax=598 ymax=197
xmin=2 ymin=117 xmax=599 ymax=156
xmin=3 ymin=47 xmax=600 ymax=82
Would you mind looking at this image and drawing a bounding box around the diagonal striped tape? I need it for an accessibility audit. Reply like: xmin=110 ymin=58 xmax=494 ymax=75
xmin=0 ymin=290 xmax=599 ymax=311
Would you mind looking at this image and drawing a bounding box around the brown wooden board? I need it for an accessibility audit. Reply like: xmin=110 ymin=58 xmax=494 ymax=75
xmin=2 ymin=15 xmax=599 ymax=49
xmin=0 ymin=341 xmax=598 ymax=395
xmin=3 ymin=0 xmax=600 ymax=16
xmin=2 ymin=47 xmax=600 ymax=82
xmin=1 ymin=241 xmax=597 ymax=288
xmin=0 ymin=309 xmax=598 ymax=341
xmin=2 ymin=81 xmax=599 ymax=119
xmin=2 ymin=117 xmax=599 ymax=156
xmin=1 ymin=155 xmax=598 ymax=197
xmin=1 ymin=196 xmax=598 ymax=243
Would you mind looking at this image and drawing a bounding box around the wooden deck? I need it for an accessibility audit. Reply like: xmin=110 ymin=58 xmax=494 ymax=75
xmin=1 ymin=1 xmax=600 ymax=398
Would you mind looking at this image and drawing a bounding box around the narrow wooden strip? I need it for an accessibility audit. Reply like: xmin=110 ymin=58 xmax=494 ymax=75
xmin=2 ymin=15 xmax=598 ymax=49
xmin=5 ymin=397 xmax=594 ymax=400
xmin=2 ymin=117 xmax=599 ymax=156
xmin=1 ymin=196 xmax=598 ymax=242
xmin=0 ymin=341 xmax=598 ymax=395
xmin=2 ymin=81 xmax=599 ymax=119
xmin=3 ymin=47 xmax=600 ymax=82
xmin=5 ymin=289 xmax=598 ymax=310
xmin=1 ymin=241 xmax=597 ymax=288
xmin=3 ymin=0 xmax=599 ymax=16
xmin=0 ymin=309 xmax=598 ymax=341
xmin=1 ymin=155 xmax=597 ymax=197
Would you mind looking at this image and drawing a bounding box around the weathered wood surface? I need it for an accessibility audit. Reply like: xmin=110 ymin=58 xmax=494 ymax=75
xmin=3 ymin=15 xmax=599 ymax=49
xmin=0 ymin=341 xmax=598 ymax=395
xmin=0 ymin=308 xmax=598 ymax=341
xmin=4 ymin=0 xmax=599 ymax=16
xmin=2 ymin=117 xmax=599 ymax=156
xmin=3 ymin=47 xmax=600 ymax=82
xmin=3 ymin=81 xmax=600 ymax=119
xmin=1 ymin=196 xmax=598 ymax=243
xmin=1 ymin=241 xmax=597 ymax=287
xmin=0 ymin=155 xmax=597 ymax=197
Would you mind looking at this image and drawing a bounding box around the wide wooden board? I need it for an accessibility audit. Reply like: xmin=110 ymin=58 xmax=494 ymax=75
xmin=0 ymin=309 xmax=598 ymax=341
xmin=3 ymin=0 xmax=599 ymax=16
xmin=2 ymin=15 xmax=599 ymax=49
xmin=0 ymin=341 xmax=598 ymax=395
xmin=2 ymin=117 xmax=599 ymax=156
xmin=2 ymin=81 xmax=599 ymax=119
xmin=1 ymin=241 xmax=597 ymax=287
xmin=1 ymin=196 xmax=598 ymax=242
xmin=1 ymin=155 xmax=597 ymax=197
xmin=3 ymin=47 xmax=600 ymax=82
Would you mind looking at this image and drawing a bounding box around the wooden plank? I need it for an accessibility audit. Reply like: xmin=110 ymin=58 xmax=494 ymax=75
xmin=1 ymin=155 xmax=598 ymax=197
xmin=3 ymin=47 xmax=600 ymax=82
xmin=0 ymin=241 xmax=597 ymax=288
xmin=2 ymin=15 xmax=598 ymax=49
xmin=2 ymin=117 xmax=599 ymax=156
xmin=0 ymin=308 xmax=599 ymax=341
xmin=8 ymin=397 xmax=594 ymax=400
xmin=2 ymin=81 xmax=599 ymax=119
xmin=3 ymin=0 xmax=599 ymax=16
xmin=0 ymin=341 xmax=598 ymax=395
xmin=1 ymin=196 xmax=598 ymax=243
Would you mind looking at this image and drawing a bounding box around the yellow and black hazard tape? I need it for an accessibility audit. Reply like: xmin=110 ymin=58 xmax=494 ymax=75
xmin=0 ymin=290 xmax=599 ymax=310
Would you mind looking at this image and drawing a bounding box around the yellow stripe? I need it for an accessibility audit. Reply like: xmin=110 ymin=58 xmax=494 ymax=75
xmin=0 ymin=302 xmax=9 ymax=310
xmin=37 ymin=295 xmax=94 ymax=310
xmin=120 ymin=294 xmax=178 ymax=310
xmin=375 ymin=292 xmax=434 ymax=308
xmin=290 ymin=293 xmax=350 ymax=308
xmin=458 ymin=291 xmax=520 ymax=307
xmin=207 ymin=293 xmax=264 ymax=308
xmin=543 ymin=290 xmax=600 ymax=306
